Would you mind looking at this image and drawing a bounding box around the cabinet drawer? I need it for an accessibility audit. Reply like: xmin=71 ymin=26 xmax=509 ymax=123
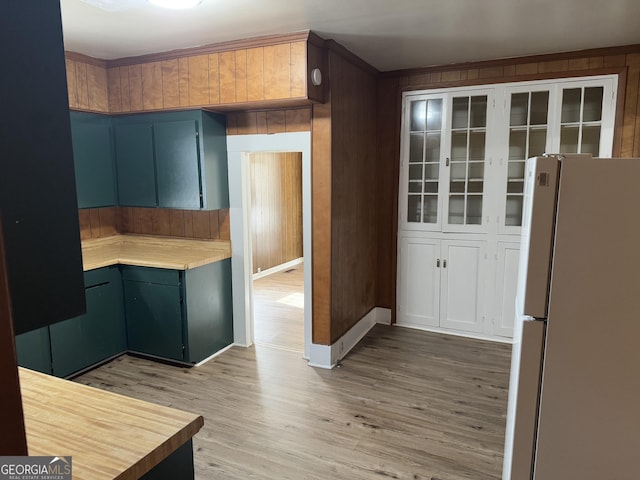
xmin=121 ymin=266 xmax=181 ymax=286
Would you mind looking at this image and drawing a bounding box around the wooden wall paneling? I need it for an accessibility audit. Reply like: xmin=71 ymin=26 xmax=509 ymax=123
xmin=66 ymin=59 xmax=78 ymax=109
xmin=219 ymin=51 xmax=236 ymax=104
xmin=192 ymin=210 xmax=211 ymax=239
xmin=188 ymin=55 xmax=210 ymax=106
xmin=209 ymin=210 xmax=220 ymax=239
xmin=285 ymin=108 xmax=312 ymax=132
xmin=621 ymin=54 xmax=640 ymax=157
xmin=161 ymin=59 xmax=180 ymax=109
xmin=256 ymin=112 xmax=268 ymax=134
xmin=169 ymin=209 xmax=186 ymax=237
xmin=128 ymin=64 xmax=144 ymax=111
xmin=0 ymin=221 xmax=28 ymax=456
xmin=306 ymin=41 xmax=325 ymax=102
xmin=250 ymin=156 xmax=258 ymax=268
xmin=178 ymin=57 xmax=190 ymax=107
xmin=79 ymin=209 xmax=91 ymax=240
xmin=291 ymin=41 xmax=307 ymax=98
xmin=311 ymin=100 xmax=332 ymax=345
xmin=86 ymin=63 xmax=109 ymax=112
xmin=107 ymin=67 xmax=123 ymax=112
xmin=75 ymin=61 xmax=90 ymax=109
xmin=119 ymin=67 xmax=132 ymax=112
xmin=89 ymin=209 xmax=101 ymax=238
xmin=266 ymin=110 xmax=286 ymax=134
xmin=151 ymin=208 xmax=171 ymax=236
xmin=184 ymin=210 xmax=194 ymax=237
xmin=218 ymin=209 xmax=230 ymax=240
xmin=246 ymin=47 xmax=265 ymax=102
xmin=327 ymin=51 xmax=378 ymax=343
xmin=235 ymin=50 xmax=248 ymax=103
xmin=142 ymin=61 xmax=164 ymax=110
xmin=98 ymin=207 xmax=117 ymax=237
xmin=264 ymin=44 xmax=291 ymax=100
xmin=225 ymin=113 xmax=238 ymax=135
xmin=208 ymin=53 xmax=220 ymax=105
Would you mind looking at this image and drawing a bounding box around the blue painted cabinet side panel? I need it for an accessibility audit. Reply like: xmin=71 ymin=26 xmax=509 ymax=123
xmin=201 ymin=111 xmax=229 ymax=210
xmin=15 ymin=327 xmax=52 ymax=375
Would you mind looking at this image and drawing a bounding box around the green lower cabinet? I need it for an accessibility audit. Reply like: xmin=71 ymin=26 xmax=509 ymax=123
xmin=123 ymin=261 xmax=233 ymax=364
xmin=50 ymin=266 xmax=126 ymax=378
xmin=15 ymin=327 xmax=52 ymax=374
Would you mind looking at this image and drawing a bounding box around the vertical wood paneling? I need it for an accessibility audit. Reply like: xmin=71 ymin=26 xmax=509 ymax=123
xmin=107 ymin=67 xmax=122 ymax=113
xmin=285 ymin=108 xmax=312 ymax=132
xmin=142 ymin=61 xmax=163 ymax=110
xmin=246 ymin=47 xmax=264 ymax=101
xmin=266 ymin=111 xmax=286 ymax=134
xmin=178 ymin=57 xmax=190 ymax=107
xmin=86 ymin=63 xmax=108 ymax=111
xmin=169 ymin=209 xmax=185 ymax=237
xmin=219 ymin=51 xmax=236 ymax=104
xmin=290 ymin=41 xmax=307 ymax=98
xmin=151 ymin=209 xmax=171 ymax=236
xmin=621 ymin=54 xmax=640 ymax=157
xmin=235 ymin=50 xmax=248 ymax=103
xmin=161 ymin=59 xmax=180 ymax=109
xmin=128 ymin=65 xmax=143 ymax=111
xmin=188 ymin=55 xmax=209 ymax=106
xmin=208 ymin=53 xmax=220 ymax=105
xmin=66 ymin=59 xmax=78 ymax=108
xmin=264 ymin=44 xmax=291 ymax=100
xmin=119 ymin=67 xmax=131 ymax=112
xmin=75 ymin=62 xmax=90 ymax=109
xmin=256 ymin=112 xmax=268 ymax=134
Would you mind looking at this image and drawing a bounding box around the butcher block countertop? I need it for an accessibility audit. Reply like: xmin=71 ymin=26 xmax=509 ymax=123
xmin=82 ymin=234 xmax=231 ymax=271
xmin=20 ymin=367 xmax=204 ymax=480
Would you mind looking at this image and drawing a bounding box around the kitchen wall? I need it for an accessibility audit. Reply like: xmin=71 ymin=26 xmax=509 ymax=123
xmin=249 ymin=152 xmax=303 ymax=274
xmin=375 ymin=45 xmax=640 ymax=318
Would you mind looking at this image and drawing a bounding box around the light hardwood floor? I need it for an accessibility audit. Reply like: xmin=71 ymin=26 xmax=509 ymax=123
xmin=253 ymin=263 xmax=304 ymax=353
xmin=75 ymin=325 xmax=511 ymax=479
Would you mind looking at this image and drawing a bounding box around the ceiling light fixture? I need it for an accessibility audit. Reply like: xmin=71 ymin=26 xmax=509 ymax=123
xmin=148 ymin=0 xmax=203 ymax=9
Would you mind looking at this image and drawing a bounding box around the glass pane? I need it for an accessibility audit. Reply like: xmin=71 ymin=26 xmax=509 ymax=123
xmin=450 ymin=181 xmax=465 ymax=193
xmin=409 ymin=133 xmax=424 ymax=163
xmin=470 ymin=96 xmax=488 ymax=128
xmin=508 ymin=161 xmax=526 ymax=180
xmin=451 ymin=97 xmax=469 ymax=129
xmin=583 ymin=87 xmax=604 ymax=122
xmin=509 ymin=129 xmax=527 ymax=160
xmin=424 ymin=182 xmax=438 ymax=193
xmin=408 ymin=181 xmax=422 ymax=193
xmin=581 ymin=125 xmax=601 ymax=155
xmin=468 ymin=180 xmax=483 ymax=194
xmin=505 ymin=195 xmax=524 ymax=226
xmin=530 ymin=91 xmax=549 ymax=125
xmin=529 ymin=128 xmax=547 ymax=157
xmin=469 ymin=131 xmax=485 ymax=161
xmin=448 ymin=196 xmax=464 ymax=224
xmin=466 ymin=197 xmax=483 ymax=225
xmin=410 ymin=100 xmax=426 ymax=131
xmin=424 ymin=163 xmax=439 ymax=181
xmin=510 ymin=93 xmax=529 ymax=126
xmin=407 ymin=195 xmax=421 ymax=223
xmin=426 ymin=98 xmax=443 ymax=131
xmin=507 ymin=181 xmax=524 ymax=194
xmin=450 ymin=162 xmax=466 ymax=181
xmin=424 ymin=196 xmax=438 ymax=224
xmin=451 ymin=132 xmax=468 ymax=161
xmin=560 ymin=125 xmax=579 ymax=153
xmin=425 ymin=133 xmax=441 ymax=162
xmin=408 ymin=164 xmax=423 ymax=181
xmin=468 ymin=162 xmax=484 ymax=180
xmin=561 ymin=88 xmax=582 ymax=123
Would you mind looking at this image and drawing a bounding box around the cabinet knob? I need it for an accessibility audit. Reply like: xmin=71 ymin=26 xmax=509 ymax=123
xmin=443 ymin=259 xmax=447 ymax=268
xmin=446 ymin=157 xmax=450 ymax=167
xmin=436 ymin=258 xmax=440 ymax=268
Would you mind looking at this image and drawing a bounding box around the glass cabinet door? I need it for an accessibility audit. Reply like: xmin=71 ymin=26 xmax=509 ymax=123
xmin=559 ymin=85 xmax=604 ymax=155
xmin=405 ymin=96 xmax=444 ymax=229
xmin=444 ymin=92 xmax=491 ymax=232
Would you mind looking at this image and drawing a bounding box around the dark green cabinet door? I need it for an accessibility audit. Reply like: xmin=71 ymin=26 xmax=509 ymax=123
xmin=15 ymin=327 xmax=52 ymax=374
xmin=71 ymin=113 xmax=116 ymax=208
xmin=154 ymin=120 xmax=202 ymax=209
xmin=50 ymin=312 xmax=86 ymax=378
xmin=124 ymin=280 xmax=184 ymax=361
xmin=115 ymin=123 xmax=157 ymax=207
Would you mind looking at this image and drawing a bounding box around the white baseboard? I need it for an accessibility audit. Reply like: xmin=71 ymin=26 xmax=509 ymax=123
xmin=308 ymin=307 xmax=389 ymax=369
xmin=194 ymin=343 xmax=236 ymax=366
xmin=394 ymin=322 xmax=514 ymax=344
xmin=252 ymin=257 xmax=303 ymax=280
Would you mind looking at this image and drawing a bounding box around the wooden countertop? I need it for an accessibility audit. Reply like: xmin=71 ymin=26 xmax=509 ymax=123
xmin=82 ymin=234 xmax=231 ymax=271
xmin=20 ymin=368 xmax=203 ymax=480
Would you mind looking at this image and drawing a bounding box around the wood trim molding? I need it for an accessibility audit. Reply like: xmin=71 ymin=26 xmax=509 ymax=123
xmin=65 ymin=51 xmax=108 ymax=68
xmin=0 ymin=215 xmax=28 ymax=456
xmin=107 ymin=31 xmax=313 ymax=67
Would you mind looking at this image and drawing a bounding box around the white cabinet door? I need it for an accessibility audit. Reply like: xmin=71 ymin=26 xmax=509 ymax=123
xmin=397 ymin=237 xmax=440 ymax=327
xmin=439 ymin=240 xmax=486 ymax=333
xmin=493 ymin=242 xmax=520 ymax=338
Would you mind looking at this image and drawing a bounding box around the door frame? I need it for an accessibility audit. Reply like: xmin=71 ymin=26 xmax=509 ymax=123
xmin=227 ymin=132 xmax=312 ymax=359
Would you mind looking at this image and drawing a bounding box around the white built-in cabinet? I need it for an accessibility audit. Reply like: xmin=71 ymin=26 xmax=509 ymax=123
xmin=397 ymin=75 xmax=617 ymax=340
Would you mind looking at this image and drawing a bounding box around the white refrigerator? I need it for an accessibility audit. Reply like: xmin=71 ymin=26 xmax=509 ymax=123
xmin=502 ymin=155 xmax=640 ymax=479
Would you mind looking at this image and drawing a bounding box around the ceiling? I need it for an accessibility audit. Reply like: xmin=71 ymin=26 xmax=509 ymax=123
xmin=60 ymin=0 xmax=640 ymax=72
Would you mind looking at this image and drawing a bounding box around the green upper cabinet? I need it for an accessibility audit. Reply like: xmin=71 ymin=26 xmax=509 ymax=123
xmin=114 ymin=122 xmax=157 ymax=207
xmin=70 ymin=112 xmax=116 ymax=209
xmin=112 ymin=110 xmax=229 ymax=210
